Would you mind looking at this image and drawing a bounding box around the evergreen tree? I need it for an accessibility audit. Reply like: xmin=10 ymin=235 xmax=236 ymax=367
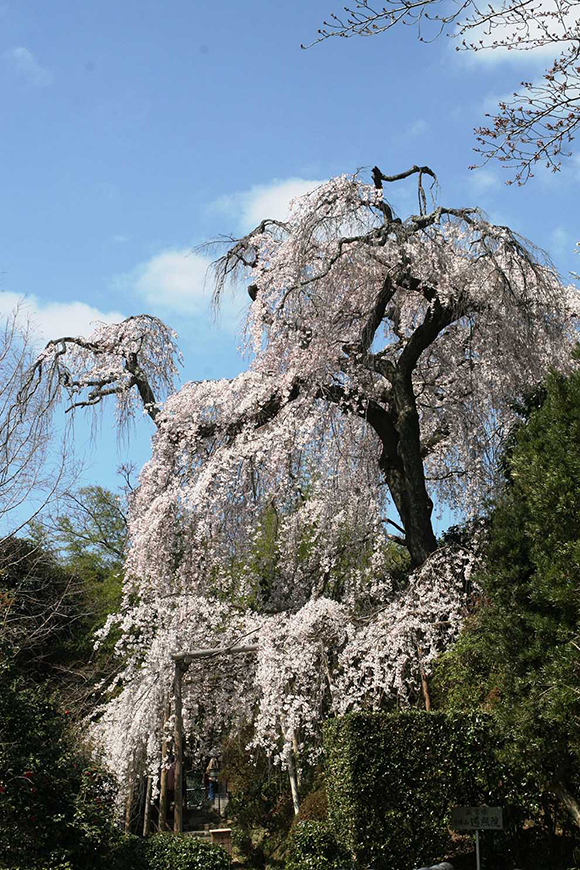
xmin=436 ymin=369 xmax=580 ymax=825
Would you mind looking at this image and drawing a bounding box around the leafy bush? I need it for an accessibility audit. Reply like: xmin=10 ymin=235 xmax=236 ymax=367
xmin=435 ymin=370 xmax=580 ymax=808
xmin=0 ymin=656 xmax=122 ymax=870
xmin=107 ymin=834 xmax=146 ymax=870
xmin=143 ymin=834 xmax=232 ymax=870
xmin=285 ymin=821 xmax=349 ymax=870
xmin=325 ymin=711 xmax=524 ymax=870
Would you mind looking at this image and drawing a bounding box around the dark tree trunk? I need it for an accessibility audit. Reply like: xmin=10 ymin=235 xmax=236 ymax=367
xmin=550 ymin=773 xmax=580 ymax=828
xmin=382 ymin=459 xmax=437 ymax=567
xmin=372 ymin=371 xmax=438 ymax=568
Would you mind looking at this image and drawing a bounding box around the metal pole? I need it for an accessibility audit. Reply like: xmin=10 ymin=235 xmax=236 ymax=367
xmin=173 ymin=661 xmax=184 ymax=833
xmin=475 ymin=828 xmax=481 ymax=870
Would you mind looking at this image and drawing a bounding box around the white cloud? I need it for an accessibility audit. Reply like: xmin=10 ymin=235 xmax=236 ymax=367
xmin=466 ymin=168 xmax=501 ymax=192
xmin=452 ymin=0 xmax=576 ymax=66
xmin=5 ymin=46 xmax=52 ymax=86
xmin=213 ymin=177 xmax=325 ymax=233
xmin=122 ymin=248 xmax=246 ymax=333
xmin=119 ymin=179 xmax=327 ymax=331
xmin=129 ymin=249 xmax=212 ymax=314
xmin=0 ymin=292 xmax=125 ymax=344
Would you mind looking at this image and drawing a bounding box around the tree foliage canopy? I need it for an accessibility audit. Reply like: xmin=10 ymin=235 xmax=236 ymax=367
xmin=435 ymin=368 xmax=580 ymax=821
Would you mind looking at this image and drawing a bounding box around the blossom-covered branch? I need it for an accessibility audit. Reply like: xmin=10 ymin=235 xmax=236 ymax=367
xmin=306 ymin=1 xmax=580 ymax=182
xmin=19 ymin=315 xmax=181 ymax=427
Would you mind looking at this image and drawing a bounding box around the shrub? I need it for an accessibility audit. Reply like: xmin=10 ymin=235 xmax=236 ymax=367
xmin=324 ymin=711 xmax=524 ymax=870
xmin=108 ymin=834 xmax=146 ymax=870
xmin=285 ymin=821 xmax=349 ymax=870
xmin=0 ymin=657 xmax=122 ymax=870
xmin=143 ymin=833 xmax=232 ymax=870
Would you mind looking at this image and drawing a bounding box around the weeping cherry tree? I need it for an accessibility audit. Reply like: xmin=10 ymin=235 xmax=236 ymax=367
xmin=17 ymin=166 xmax=579 ymax=801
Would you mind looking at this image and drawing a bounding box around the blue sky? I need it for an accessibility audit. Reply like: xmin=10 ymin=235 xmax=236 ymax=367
xmin=0 ymin=0 xmax=576 ymax=525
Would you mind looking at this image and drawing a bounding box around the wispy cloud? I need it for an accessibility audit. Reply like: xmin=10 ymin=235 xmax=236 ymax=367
xmin=212 ymin=177 xmax=325 ymax=234
xmin=406 ymin=119 xmax=429 ymax=137
xmin=466 ymin=168 xmax=501 ymax=192
xmin=120 ymin=248 xmax=246 ymax=334
xmin=119 ymin=179 xmax=329 ymax=333
xmin=0 ymin=292 xmax=125 ymax=344
xmin=451 ymin=0 xmax=575 ymax=67
xmin=550 ymin=225 xmax=574 ymax=257
xmin=4 ymin=46 xmax=53 ymax=86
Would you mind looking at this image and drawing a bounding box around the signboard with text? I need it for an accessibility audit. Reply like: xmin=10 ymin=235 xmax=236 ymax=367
xmin=451 ymin=806 xmax=503 ymax=831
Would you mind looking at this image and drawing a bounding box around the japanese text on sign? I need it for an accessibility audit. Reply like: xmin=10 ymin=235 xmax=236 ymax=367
xmin=451 ymin=806 xmax=503 ymax=830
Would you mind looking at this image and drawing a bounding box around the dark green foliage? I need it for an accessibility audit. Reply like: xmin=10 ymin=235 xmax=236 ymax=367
xmin=0 ymin=657 xmax=122 ymax=869
xmin=107 ymin=834 xmax=146 ymax=870
xmin=324 ymin=711 xmax=521 ymax=870
xmin=142 ymin=833 xmax=232 ymax=870
xmin=0 ymin=537 xmax=82 ymax=676
xmin=285 ymin=821 xmax=349 ymax=870
xmin=434 ymin=370 xmax=580 ymax=811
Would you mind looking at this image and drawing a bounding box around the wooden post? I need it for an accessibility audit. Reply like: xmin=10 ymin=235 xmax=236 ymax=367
xmin=124 ymin=774 xmax=134 ymax=834
xmin=291 ymin=730 xmax=302 ymax=788
xmin=158 ymin=700 xmax=171 ymax=831
xmin=287 ymin=745 xmax=300 ymax=815
xmin=173 ymin=661 xmax=184 ymax=833
xmin=142 ymin=776 xmax=153 ymax=836
xmin=417 ymin=643 xmax=431 ymax=712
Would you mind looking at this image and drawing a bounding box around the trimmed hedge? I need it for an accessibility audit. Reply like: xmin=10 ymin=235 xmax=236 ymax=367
xmin=324 ymin=711 xmax=523 ymax=870
xmin=142 ymin=834 xmax=232 ymax=870
xmin=285 ymin=821 xmax=349 ymax=870
xmin=0 ymin=834 xmax=231 ymax=870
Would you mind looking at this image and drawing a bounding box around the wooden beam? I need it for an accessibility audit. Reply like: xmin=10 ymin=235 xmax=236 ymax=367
xmin=172 ymin=644 xmax=258 ymax=666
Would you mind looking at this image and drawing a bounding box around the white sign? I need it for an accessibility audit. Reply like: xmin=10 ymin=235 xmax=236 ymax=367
xmin=451 ymin=806 xmax=503 ymax=830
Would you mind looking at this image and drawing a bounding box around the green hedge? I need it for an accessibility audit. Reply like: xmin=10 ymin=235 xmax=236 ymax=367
xmin=142 ymin=834 xmax=232 ymax=870
xmin=2 ymin=835 xmax=234 ymax=870
xmin=285 ymin=821 xmax=349 ymax=870
xmin=324 ymin=711 xmax=523 ymax=870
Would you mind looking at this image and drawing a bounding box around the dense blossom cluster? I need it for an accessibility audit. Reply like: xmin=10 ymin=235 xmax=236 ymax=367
xmin=94 ymin=543 xmax=478 ymax=789
xmin=28 ymin=314 xmax=181 ymax=425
